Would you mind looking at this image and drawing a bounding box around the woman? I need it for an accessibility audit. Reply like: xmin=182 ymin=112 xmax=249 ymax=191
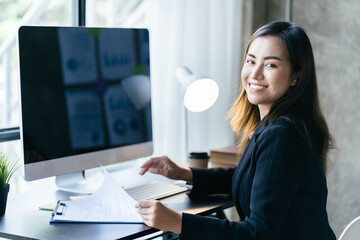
xmin=136 ymin=21 xmax=336 ymax=240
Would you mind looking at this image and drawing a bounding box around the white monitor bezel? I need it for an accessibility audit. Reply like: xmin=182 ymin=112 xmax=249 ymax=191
xmin=22 ymin=140 xmax=153 ymax=181
xmin=17 ymin=26 xmax=153 ymax=182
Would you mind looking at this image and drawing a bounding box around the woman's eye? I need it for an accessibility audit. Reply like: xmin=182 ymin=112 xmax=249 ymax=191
xmin=246 ymin=59 xmax=255 ymax=64
xmin=266 ymin=63 xmax=277 ymax=68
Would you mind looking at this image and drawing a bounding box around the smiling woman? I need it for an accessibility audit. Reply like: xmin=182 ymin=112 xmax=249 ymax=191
xmin=136 ymin=21 xmax=336 ymax=240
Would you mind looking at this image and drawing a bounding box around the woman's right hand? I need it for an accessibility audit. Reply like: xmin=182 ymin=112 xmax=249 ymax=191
xmin=139 ymin=156 xmax=193 ymax=183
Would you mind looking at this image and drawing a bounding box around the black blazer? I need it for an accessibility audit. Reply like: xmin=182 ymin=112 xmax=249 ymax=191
xmin=181 ymin=115 xmax=336 ymax=240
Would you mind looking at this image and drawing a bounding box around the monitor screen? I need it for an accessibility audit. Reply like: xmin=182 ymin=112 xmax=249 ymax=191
xmin=18 ymin=26 xmax=152 ymax=183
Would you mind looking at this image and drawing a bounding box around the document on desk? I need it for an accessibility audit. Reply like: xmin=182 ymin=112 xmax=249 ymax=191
xmin=50 ymin=169 xmax=143 ymax=223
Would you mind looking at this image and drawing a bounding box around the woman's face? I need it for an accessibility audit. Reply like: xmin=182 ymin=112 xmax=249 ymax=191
xmin=241 ymin=36 xmax=297 ymax=118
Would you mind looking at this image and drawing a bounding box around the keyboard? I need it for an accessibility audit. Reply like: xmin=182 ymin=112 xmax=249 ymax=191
xmin=125 ymin=181 xmax=188 ymax=200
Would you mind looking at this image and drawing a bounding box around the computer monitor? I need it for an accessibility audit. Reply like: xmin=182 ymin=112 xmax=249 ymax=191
xmin=18 ymin=26 xmax=152 ymax=192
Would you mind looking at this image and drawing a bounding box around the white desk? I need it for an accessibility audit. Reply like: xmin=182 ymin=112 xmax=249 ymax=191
xmin=0 ymin=166 xmax=233 ymax=239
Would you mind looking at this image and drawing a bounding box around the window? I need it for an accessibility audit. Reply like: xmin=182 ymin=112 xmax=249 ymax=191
xmin=0 ymin=0 xmax=146 ymax=130
xmin=86 ymin=0 xmax=146 ymax=28
xmin=0 ymin=1 xmax=72 ymax=128
xmin=0 ymin=0 xmax=146 ymax=192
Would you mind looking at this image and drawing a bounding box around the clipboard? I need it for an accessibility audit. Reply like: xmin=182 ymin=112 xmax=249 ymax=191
xmin=50 ymin=170 xmax=143 ymax=224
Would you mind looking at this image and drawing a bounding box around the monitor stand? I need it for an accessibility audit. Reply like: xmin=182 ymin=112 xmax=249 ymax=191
xmin=55 ymin=171 xmax=102 ymax=194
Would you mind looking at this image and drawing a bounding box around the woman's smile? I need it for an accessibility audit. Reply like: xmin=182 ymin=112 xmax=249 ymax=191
xmin=248 ymin=83 xmax=268 ymax=91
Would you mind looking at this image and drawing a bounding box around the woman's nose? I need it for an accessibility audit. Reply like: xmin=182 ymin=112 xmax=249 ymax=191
xmin=249 ymin=65 xmax=264 ymax=80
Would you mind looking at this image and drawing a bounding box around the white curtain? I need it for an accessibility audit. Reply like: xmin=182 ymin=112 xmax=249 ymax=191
xmin=145 ymin=0 xmax=243 ymax=165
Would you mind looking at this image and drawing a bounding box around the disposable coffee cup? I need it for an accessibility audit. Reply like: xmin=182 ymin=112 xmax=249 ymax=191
xmin=187 ymin=152 xmax=209 ymax=168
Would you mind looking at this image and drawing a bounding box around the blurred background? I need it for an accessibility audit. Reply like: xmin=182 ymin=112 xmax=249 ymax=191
xmin=0 ymin=0 xmax=359 ymax=237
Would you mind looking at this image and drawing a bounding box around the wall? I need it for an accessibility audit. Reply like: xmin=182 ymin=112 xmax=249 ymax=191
xmin=293 ymin=0 xmax=360 ymax=237
xmin=242 ymin=0 xmax=360 ymax=237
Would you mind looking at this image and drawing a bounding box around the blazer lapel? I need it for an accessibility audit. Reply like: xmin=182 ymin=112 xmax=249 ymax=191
xmin=232 ymin=137 xmax=253 ymax=200
xmin=232 ymin=121 xmax=267 ymax=203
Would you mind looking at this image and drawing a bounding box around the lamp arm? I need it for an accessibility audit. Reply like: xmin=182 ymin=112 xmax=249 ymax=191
xmin=184 ymin=106 xmax=189 ymax=157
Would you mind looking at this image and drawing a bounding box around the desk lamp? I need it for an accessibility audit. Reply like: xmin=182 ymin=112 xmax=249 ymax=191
xmin=175 ymin=66 xmax=219 ymax=157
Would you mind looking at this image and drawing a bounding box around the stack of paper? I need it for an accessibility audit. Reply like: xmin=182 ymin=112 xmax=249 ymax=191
xmin=51 ymin=170 xmax=142 ymax=223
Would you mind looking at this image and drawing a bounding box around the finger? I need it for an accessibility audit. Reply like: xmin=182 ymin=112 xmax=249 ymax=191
xmin=147 ymin=167 xmax=162 ymax=175
xmin=142 ymin=214 xmax=155 ymax=226
xmin=139 ymin=163 xmax=153 ymax=175
xmin=139 ymin=167 xmax=149 ymax=175
xmin=139 ymin=159 xmax=162 ymax=175
xmin=137 ymin=207 xmax=152 ymax=215
xmin=136 ymin=200 xmax=156 ymax=208
xmin=142 ymin=216 xmax=152 ymax=226
xmin=140 ymin=163 xmax=159 ymax=175
xmin=140 ymin=157 xmax=161 ymax=168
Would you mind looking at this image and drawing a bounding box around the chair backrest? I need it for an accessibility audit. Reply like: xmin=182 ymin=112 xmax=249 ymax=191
xmin=339 ymin=216 xmax=360 ymax=240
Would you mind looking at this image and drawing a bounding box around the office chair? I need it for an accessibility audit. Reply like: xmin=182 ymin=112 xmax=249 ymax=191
xmin=339 ymin=216 xmax=360 ymax=240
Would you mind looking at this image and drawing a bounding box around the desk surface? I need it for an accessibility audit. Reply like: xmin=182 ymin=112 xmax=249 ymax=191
xmin=0 ymin=165 xmax=233 ymax=240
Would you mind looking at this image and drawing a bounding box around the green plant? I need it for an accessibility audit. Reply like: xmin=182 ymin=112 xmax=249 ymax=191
xmin=0 ymin=151 xmax=20 ymax=188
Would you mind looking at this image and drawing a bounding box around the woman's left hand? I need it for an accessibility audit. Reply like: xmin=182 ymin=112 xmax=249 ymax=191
xmin=136 ymin=200 xmax=182 ymax=233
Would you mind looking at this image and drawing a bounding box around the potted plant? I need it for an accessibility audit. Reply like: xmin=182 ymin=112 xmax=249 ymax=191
xmin=0 ymin=151 xmax=20 ymax=216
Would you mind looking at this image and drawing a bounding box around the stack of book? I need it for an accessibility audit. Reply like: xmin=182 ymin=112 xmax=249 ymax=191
xmin=209 ymin=145 xmax=242 ymax=168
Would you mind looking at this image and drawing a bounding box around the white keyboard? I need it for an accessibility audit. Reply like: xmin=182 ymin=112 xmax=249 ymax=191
xmin=125 ymin=181 xmax=188 ymax=200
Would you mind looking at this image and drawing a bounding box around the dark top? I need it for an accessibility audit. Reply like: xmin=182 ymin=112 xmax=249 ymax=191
xmin=180 ymin=115 xmax=336 ymax=240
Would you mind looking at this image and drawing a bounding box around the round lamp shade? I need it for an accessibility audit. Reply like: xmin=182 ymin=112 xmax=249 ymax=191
xmin=176 ymin=66 xmax=219 ymax=113
xmin=183 ymin=78 xmax=219 ymax=112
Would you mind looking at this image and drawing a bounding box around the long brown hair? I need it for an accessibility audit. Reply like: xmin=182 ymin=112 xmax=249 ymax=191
xmin=227 ymin=21 xmax=334 ymax=172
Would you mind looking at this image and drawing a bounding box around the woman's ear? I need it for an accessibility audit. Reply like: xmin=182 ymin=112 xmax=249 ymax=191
xmin=290 ymin=72 xmax=300 ymax=87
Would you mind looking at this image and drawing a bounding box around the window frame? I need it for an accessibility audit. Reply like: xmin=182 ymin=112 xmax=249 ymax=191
xmin=0 ymin=0 xmax=86 ymax=143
